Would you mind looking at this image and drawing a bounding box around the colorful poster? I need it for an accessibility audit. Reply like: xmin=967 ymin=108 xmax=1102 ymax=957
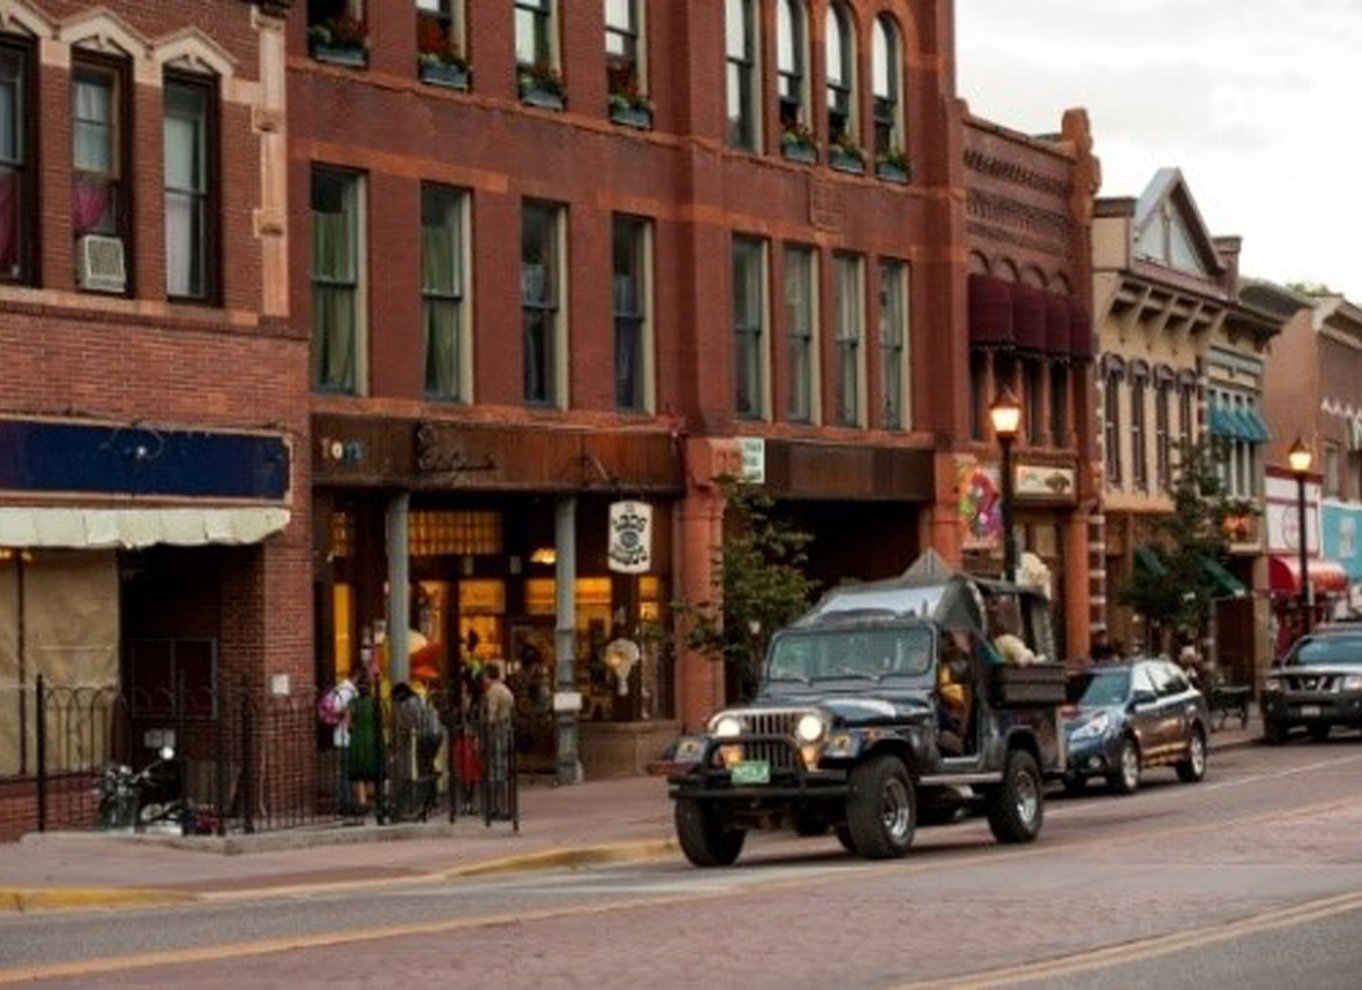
xmin=959 ymin=460 xmax=1002 ymax=550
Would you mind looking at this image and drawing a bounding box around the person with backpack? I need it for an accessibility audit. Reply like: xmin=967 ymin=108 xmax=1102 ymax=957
xmin=318 ymin=672 xmax=358 ymax=814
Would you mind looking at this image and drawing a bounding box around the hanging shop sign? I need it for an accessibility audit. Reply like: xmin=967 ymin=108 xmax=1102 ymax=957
xmin=608 ymin=500 xmax=653 ymax=574
xmin=1014 ymin=463 xmax=1076 ymax=501
xmin=738 ymin=437 xmax=766 ymax=484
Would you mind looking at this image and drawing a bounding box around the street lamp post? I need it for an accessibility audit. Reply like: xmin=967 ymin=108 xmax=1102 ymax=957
xmin=1288 ymin=438 xmax=1313 ymax=636
xmin=990 ymin=388 xmax=1023 ymax=584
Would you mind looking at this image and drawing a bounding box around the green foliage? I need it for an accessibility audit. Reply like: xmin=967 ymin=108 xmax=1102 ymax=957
xmin=1119 ymin=437 xmax=1254 ymax=643
xmin=1284 ymin=280 xmax=1335 ymax=297
xmin=675 ymin=477 xmax=818 ymax=699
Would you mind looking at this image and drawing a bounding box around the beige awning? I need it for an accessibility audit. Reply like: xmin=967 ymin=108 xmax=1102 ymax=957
xmin=0 ymin=506 xmax=290 ymax=549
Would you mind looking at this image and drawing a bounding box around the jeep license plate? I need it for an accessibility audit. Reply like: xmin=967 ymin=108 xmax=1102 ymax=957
xmin=1300 ymin=704 xmax=1322 ymax=718
xmin=731 ymin=760 xmax=770 ymax=785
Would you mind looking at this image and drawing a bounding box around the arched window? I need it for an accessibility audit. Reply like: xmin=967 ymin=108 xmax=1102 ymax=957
xmin=872 ymin=15 xmax=902 ymax=160
xmin=825 ymin=3 xmax=855 ymax=146
xmin=776 ymin=0 xmax=809 ymax=133
xmin=726 ymin=0 xmax=760 ymax=150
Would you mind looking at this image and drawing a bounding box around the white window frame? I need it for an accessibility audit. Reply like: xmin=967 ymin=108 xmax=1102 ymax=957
xmin=605 ymin=0 xmax=648 ymax=99
xmin=522 ymin=200 xmax=568 ymax=409
xmin=733 ymin=235 xmax=770 ymax=420
xmin=515 ymin=0 xmax=559 ymax=71
xmin=726 ymin=0 xmax=762 ymax=151
xmin=784 ymin=244 xmax=820 ymax=425
xmin=825 ymin=2 xmax=857 ymax=146
xmin=871 ymin=14 xmax=904 ymax=160
xmin=834 ymin=252 xmax=866 ymax=428
xmin=311 ymin=166 xmax=368 ymax=395
xmin=612 ymin=214 xmax=654 ymax=414
xmin=878 ymin=259 xmax=910 ymax=430
xmin=421 ymin=183 xmax=472 ymax=402
xmin=776 ymin=0 xmax=810 ymax=133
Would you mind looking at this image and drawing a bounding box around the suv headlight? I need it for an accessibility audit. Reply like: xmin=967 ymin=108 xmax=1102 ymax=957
xmin=1264 ymin=677 xmax=1282 ymax=693
xmin=711 ymin=715 xmax=743 ymax=739
xmin=795 ymin=713 xmax=826 ymax=743
xmin=1342 ymin=674 xmax=1362 ymax=692
xmin=1070 ymin=711 xmax=1111 ymax=741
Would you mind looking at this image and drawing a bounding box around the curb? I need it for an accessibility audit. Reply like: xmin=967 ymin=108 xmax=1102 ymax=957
xmin=442 ymin=838 xmax=678 ymax=879
xmin=0 ymin=887 xmax=197 ymax=914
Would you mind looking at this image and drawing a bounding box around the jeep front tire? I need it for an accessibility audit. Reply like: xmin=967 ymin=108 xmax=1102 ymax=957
xmin=985 ymin=749 xmax=1044 ymax=844
xmin=845 ymin=755 xmax=916 ymax=859
xmin=675 ymin=798 xmax=745 ymax=867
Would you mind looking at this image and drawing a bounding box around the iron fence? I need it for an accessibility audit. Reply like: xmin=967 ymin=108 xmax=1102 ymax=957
xmin=15 ymin=677 xmax=519 ymax=837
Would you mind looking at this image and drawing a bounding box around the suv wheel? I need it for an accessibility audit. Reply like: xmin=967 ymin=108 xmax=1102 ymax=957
xmin=986 ymin=749 xmax=1044 ymax=844
xmin=675 ymin=798 xmax=745 ymax=867
xmin=1107 ymin=736 xmax=1141 ymax=795
xmin=1176 ymin=727 xmax=1207 ymax=783
xmin=845 ymin=755 xmax=916 ymax=859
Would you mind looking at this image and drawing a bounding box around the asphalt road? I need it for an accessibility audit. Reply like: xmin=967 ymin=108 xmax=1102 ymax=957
xmin=3 ymin=740 xmax=1362 ymax=989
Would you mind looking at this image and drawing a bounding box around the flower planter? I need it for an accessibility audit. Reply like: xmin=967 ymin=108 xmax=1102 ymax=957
xmin=782 ymin=142 xmax=817 ymax=165
xmin=521 ymin=86 xmax=565 ymax=111
xmin=609 ymin=104 xmax=653 ymax=129
xmin=419 ymin=61 xmax=469 ymax=90
xmin=310 ymin=42 xmax=367 ymax=69
xmin=875 ymin=161 xmax=911 ymax=184
xmin=829 ymin=148 xmax=865 ymax=174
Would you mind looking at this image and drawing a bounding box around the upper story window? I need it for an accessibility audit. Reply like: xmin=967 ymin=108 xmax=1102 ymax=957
xmin=776 ymin=0 xmax=809 ymax=136
xmin=605 ymin=0 xmax=649 ymax=125
xmin=871 ymin=15 xmax=903 ymax=163
xmin=1130 ymin=368 xmax=1148 ymax=490
xmin=1050 ymin=363 xmax=1068 ymax=447
xmin=164 ymin=75 xmax=217 ymax=303
xmin=732 ymin=235 xmax=768 ymax=419
xmin=1025 ymin=358 xmax=1045 ymax=446
xmin=784 ymin=245 xmax=817 ymax=424
xmin=311 ymin=167 xmax=365 ymax=394
xmin=308 ymin=0 xmax=369 ymax=68
xmin=73 ymin=59 xmax=130 ymax=294
xmin=612 ymin=215 xmax=652 ymax=413
xmin=0 ymin=39 xmax=33 ymax=284
xmin=421 ymin=184 xmax=469 ymax=401
xmin=1103 ymin=364 xmax=1123 ymax=486
xmin=416 ymin=0 xmax=468 ymax=86
xmin=825 ymin=3 xmax=857 ymax=148
xmin=516 ymin=0 xmax=562 ymax=107
xmin=834 ymin=253 xmax=864 ymax=428
xmin=726 ymin=0 xmax=759 ymax=151
xmin=879 ymin=260 xmax=910 ymax=430
xmin=522 ymin=201 xmax=566 ymax=407
xmin=1179 ymin=380 xmax=1195 ymax=443
xmin=1155 ymin=379 xmax=1172 ymax=490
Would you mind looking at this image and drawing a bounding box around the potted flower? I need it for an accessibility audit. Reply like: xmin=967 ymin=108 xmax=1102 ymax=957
xmin=519 ymin=61 xmax=566 ymax=110
xmin=416 ymin=15 xmax=469 ymax=89
xmin=308 ymin=13 xmax=368 ymax=68
xmin=780 ymin=121 xmax=817 ymax=164
xmin=828 ymin=133 xmax=865 ymax=174
xmin=876 ymin=147 xmax=911 ymax=183
xmin=607 ymin=64 xmax=652 ymax=129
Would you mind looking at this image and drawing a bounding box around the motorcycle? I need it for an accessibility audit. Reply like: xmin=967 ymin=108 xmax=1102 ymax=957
xmin=97 ymin=745 xmax=198 ymax=835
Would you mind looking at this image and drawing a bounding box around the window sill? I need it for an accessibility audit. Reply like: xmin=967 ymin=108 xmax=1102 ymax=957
xmin=609 ymin=104 xmax=653 ymax=130
xmin=419 ymin=61 xmax=469 ymax=90
xmin=521 ymin=87 xmax=565 ymax=111
xmin=828 ymin=150 xmax=866 ymax=175
xmin=781 ymin=143 xmax=817 ymax=165
xmin=310 ymin=44 xmax=368 ymax=69
xmin=875 ymin=162 xmax=911 ymax=184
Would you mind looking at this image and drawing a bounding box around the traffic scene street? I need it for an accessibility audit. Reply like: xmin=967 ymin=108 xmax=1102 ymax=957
xmin=3 ymin=740 xmax=1360 ymax=989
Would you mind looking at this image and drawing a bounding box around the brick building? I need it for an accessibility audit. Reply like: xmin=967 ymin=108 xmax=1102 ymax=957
xmin=297 ymin=0 xmax=1100 ymax=780
xmin=0 ymin=0 xmax=302 ymax=839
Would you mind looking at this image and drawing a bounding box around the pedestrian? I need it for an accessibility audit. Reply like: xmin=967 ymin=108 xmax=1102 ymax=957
xmin=318 ymin=671 xmax=358 ymax=814
xmin=482 ymin=663 xmax=515 ymax=818
xmin=346 ymin=667 xmax=382 ymax=819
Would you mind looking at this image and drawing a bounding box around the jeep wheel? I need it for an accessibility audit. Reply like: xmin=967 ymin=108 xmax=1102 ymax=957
xmin=985 ymin=750 xmax=1044 ymax=844
xmin=834 ymin=824 xmax=855 ymax=853
xmin=845 ymin=755 xmax=916 ymax=859
xmin=675 ymin=799 xmax=745 ymax=867
xmin=1176 ymin=727 xmax=1207 ymax=783
xmin=1107 ymin=736 xmax=1141 ymax=795
xmin=1309 ymin=724 xmax=1332 ymax=743
xmin=1262 ymin=719 xmax=1287 ymax=746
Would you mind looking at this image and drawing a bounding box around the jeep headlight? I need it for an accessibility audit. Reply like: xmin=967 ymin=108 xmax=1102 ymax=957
xmin=712 ymin=715 xmax=743 ymax=739
xmin=1342 ymin=674 xmax=1362 ymax=692
xmin=1264 ymin=677 xmax=1282 ymax=693
xmin=795 ymin=713 xmax=826 ymax=743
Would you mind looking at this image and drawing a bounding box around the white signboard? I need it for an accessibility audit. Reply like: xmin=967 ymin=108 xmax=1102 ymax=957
xmin=607 ymin=500 xmax=652 ymax=574
xmin=738 ymin=436 xmax=766 ymax=483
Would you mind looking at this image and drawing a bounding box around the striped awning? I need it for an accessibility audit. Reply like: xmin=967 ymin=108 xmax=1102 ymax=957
xmin=1208 ymin=404 xmax=1270 ymax=444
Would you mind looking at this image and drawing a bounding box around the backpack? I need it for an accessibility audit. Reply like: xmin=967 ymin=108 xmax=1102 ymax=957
xmin=317 ymin=687 xmax=347 ymax=727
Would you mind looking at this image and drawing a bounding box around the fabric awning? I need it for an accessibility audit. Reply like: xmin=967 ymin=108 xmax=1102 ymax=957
xmin=1239 ymin=407 xmax=1271 ymax=444
xmin=1134 ymin=545 xmax=1166 ymax=577
xmin=1208 ymin=404 xmax=1270 ymax=444
xmin=1011 ymin=283 xmax=1047 ymax=352
xmin=1044 ymin=296 xmax=1071 ymax=355
xmin=1202 ymin=558 xmax=1247 ymax=598
xmin=968 ymin=274 xmax=1015 ymax=347
xmin=1269 ymin=556 xmax=1350 ymax=596
xmin=0 ymin=506 xmax=290 ymax=549
xmin=1068 ymin=301 xmax=1094 ymax=361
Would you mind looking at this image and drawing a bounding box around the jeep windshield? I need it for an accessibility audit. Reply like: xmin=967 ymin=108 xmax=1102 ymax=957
xmin=1287 ymin=635 xmax=1362 ymax=667
xmin=765 ymin=626 xmax=934 ymax=686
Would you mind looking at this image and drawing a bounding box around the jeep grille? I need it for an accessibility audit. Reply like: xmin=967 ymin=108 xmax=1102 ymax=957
xmin=735 ymin=710 xmax=806 ymax=771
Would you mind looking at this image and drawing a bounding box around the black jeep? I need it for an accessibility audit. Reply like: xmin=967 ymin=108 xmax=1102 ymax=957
xmin=665 ymin=564 xmax=1067 ymax=866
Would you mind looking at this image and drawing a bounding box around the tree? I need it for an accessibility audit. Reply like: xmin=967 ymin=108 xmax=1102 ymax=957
xmin=675 ymin=477 xmax=818 ymax=701
xmin=1120 ymin=438 xmax=1254 ymax=649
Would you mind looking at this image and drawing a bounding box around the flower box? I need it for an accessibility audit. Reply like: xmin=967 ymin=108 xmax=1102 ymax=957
xmin=782 ymin=142 xmax=817 ymax=165
xmin=419 ymin=61 xmax=469 ymax=90
xmin=829 ymin=148 xmax=865 ymax=174
xmin=522 ymin=85 xmax=565 ymax=110
xmin=609 ymin=104 xmax=653 ymax=129
xmin=875 ymin=161 xmax=911 ymax=184
xmin=311 ymin=42 xmax=367 ymax=69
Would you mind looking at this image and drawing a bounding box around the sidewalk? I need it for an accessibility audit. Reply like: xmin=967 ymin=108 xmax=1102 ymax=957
xmin=0 ymin=716 xmax=1264 ymax=913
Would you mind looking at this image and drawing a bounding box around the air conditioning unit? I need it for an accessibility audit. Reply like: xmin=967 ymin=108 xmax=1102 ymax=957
xmin=77 ymin=234 xmax=127 ymax=293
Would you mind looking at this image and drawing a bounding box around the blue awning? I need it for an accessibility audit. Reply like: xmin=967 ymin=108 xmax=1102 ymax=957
xmin=1208 ymin=404 xmax=1237 ymax=439
xmin=1208 ymin=404 xmax=1271 ymax=445
xmin=1240 ymin=407 xmax=1271 ymax=444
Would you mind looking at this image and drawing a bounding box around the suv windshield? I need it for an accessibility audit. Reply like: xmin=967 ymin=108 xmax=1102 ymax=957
xmin=767 ymin=627 xmax=933 ymax=684
xmin=1067 ymin=669 xmax=1131 ymax=707
xmin=1288 ymin=635 xmax=1362 ymax=667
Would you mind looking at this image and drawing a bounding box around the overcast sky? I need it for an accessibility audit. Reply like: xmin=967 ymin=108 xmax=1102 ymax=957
xmin=955 ymin=0 xmax=1362 ymax=300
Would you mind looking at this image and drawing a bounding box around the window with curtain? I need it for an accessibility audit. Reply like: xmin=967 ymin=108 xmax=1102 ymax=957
xmin=421 ymin=184 xmax=466 ymax=401
xmin=522 ymin=201 xmax=563 ymax=406
xmin=785 ymin=245 xmax=816 ymax=423
xmin=613 ymin=215 xmax=650 ymax=412
xmin=1050 ymin=363 xmax=1068 ymax=447
xmin=416 ymin=0 xmax=465 ymax=64
xmin=1155 ymin=380 xmax=1171 ymax=490
xmin=0 ymin=42 xmax=30 ymax=283
xmin=726 ymin=0 xmax=758 ymax=150
xmin=1104 ymin=368 xmax=1123 ymax=486
xmin=825 ymin=3 xmax=855 ymax=145
xmin=872 ymin=15 xmax=902 ymax=160
xmin=515 ymin=0 xmax=555 ymax=68
xmin=605 ymin=0 xmax=645 ymax=107
xmin=879 ymin=259 xmax=909 ymax=430
xmin=1130 ymin=372 xmax=1148 ymax=490
xmin=776 ymin=0 xmax=807 ymax=132
xmin=733 ymin=235 xmax=766 ymax=418
xmin=72 ymin=64 xmax=122 ymax=240
xmin=311 ymin=167 xmax=362 ymax=393
xmin=834 ymin=253 xmax=863 ymax=427
xmin=164 ymin=77 xmax=214 ymax=301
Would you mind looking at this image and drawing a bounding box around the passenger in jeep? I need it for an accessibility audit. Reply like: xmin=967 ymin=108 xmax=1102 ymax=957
xmin=938 ymin=632 xmax=973 ymax=754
